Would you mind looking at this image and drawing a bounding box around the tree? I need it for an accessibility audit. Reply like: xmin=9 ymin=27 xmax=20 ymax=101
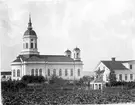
xmin=109 ymin=70 xmax=117 ymax=86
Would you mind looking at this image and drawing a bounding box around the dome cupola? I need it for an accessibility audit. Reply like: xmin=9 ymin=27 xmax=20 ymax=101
xmin=24 ymin=14 xmax=37 ymax=37
xmin=65 ymin=49 xmax=71 ymax=57
xmin=73 ymin=47 xmax=81 ymax=61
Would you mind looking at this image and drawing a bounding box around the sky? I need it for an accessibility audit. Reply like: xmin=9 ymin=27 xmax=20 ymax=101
xmin=1 ymin=0 xmax=135 ymax=71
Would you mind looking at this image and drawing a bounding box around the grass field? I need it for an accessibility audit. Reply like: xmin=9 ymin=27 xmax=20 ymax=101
xmin=2 ymin=84 xmax=135 ymax=105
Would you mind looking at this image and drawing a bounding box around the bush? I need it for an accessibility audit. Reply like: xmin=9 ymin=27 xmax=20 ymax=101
xmin=21 ymin=75 xmax=46 ymax=83
xmin=106 ymin=81 xmax=135 ymax=89
xmin=1 ymin=80 xmax=27 ymax=92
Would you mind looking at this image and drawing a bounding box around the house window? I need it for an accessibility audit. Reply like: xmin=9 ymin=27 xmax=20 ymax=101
xmin=78 ymin=69 xmax=80 ymax=76
xmin=31 ymin=39 xmax=33 ymax=41
xmin=13 ymin=70 xmax=15 ymax=77
xmin=99 ymin=84 xmax=101 ymax=90
xmin=31 ymin=69 xmax=34 ymax=76
xmin=53 ymin=69 xmax=56 ymax=76
xmin=31 ymin=43 xmax=33 ymax=48
xmin=71 ymin=69 xmax=73 ymax=76
xmin=130 ymin=74 xmax=133 ymax=80
xmin=65 ymin=69 xmax=68 ymax=76
xmin=35 ymin=69 xmax=38 ymax=76
xmin=39 ymin=69 xmax=42 ymax=76
xmin=17 ymin=69 xmax=20 ymax=77
xmin=48 ymin=69 xmax=50 ymax=76
xmin=130 ymin=65 xmax=132 ymax=69
xmin=119 ymin=74 xmax=122 ymax=81
xmin=26 ymin=43 xmax=28 ymax=48
xmin=59 ymin=69 xmax=62 ymax=76
xmin=125 ymin=74 xmax=127 ymax=80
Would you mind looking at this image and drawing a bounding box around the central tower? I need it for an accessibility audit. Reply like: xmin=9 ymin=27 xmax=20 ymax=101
xmin=21 ymin=15 xmax=39 ymax=55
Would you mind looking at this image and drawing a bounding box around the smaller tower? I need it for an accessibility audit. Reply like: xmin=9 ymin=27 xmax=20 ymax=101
xmin=21 ymin=14 xmax=39 ymax=55
xmin=73 ymin=47 xmax=81 ymax=60
xmin=65 ymin=49 xmax=71 ymax=57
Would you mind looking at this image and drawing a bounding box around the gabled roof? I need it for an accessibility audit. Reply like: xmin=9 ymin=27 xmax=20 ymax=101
xmin=101 ymin=60 xmax=128 ymax=70
xmin=12 ymin=54 xmax=78 ymax=63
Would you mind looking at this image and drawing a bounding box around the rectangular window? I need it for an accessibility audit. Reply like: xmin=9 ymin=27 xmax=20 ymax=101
xmin=65 ymin=69 xmax=68 ymax=76
xmin=17 ymin=69 xmax=20 ymax=77
xmin=119 ymin=74 xmax=122 ymax=81
xmin=59 ymin=69 xmax=62 ymax=76
xmin=39 ymin=69 xmax=42 ymax=76
xmin=53 ymin=69 xmax=56 ymax=76
xmin=130 ymin=74 xmax=133 ymax=80
xmin=71 ymin=69 xmax=73 ymax=76
xmin=48 ymin=69 xmax=50 ymax=76
xmin=78 ymin=69 xmax=80 ymax=76
xmin=13 ymin=70 xmax=15 ymax=77
xmin=125 ymin=74 xmax=127 ymax=80
xmin=31 ymin=69 xmax=34 ymax=76
xmin=130 ymin=65 xmax=132 ymax=69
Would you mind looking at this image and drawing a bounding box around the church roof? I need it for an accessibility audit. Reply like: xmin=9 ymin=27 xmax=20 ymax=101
xmin=12 ymin=55 xmax=78 ymax=63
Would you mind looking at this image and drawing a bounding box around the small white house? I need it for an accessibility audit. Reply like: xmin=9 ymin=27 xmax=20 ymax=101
xmin=1 ymin=71 xmax=11 ymax=81
xmin=91 ymin=58 xmax=135 ymax=90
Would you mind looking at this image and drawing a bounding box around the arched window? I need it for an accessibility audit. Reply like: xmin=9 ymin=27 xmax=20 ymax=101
xmin=65 ymin=69 xmax=68 ymax=76
xmin=31 ymin=69 xmax=34 ymax=76
xmin=39 ymin=69 xmax=42 ymax=76
xmin=17 ymin=69 xmax=20 ymax=77
xmin=48 ymin=69 xmax=50 ymax=76
xmin=35 ymin=43 xmax=37 ymax=49
xmin=78 ymin=69 xmax=80 ymax=76
xmin=59 ymin=69 xmax=62 ymax=76
xmin=71 ymin=69 xmax=73 ymax=76
xmin=31 ymin=43 xmax=33 ymax=48
xmin=35 ymin=69 xmax=38 ymax=76
xmin=26 ymin=43 xmax=28 ymax=48
xmin=13 ymin=70 xmax=15 ymax=77
xmin=77 ymin=53 xmax=79 ymax=58
xmin=53 ymin=69 xmax=56 ymax=76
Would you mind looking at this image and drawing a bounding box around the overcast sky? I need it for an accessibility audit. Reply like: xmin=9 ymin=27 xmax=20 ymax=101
xmin=1 ymin=0 xmax=135 ymax=71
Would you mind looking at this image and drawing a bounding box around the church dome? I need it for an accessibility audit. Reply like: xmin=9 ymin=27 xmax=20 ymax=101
xmin=74 ymin=47 xmax=80 ymax=51
xmin=24 ymin=29 xmax=37 ymax=36
xmin=65 ymin=49 xmax=71 ymax=53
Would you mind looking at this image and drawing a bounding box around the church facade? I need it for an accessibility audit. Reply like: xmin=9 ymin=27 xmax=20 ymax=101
xmin=11 ymin=16 xmax=83 ymax=80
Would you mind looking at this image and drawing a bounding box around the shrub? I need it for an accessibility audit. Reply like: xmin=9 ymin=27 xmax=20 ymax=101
xmin=21 ymin=75 xmax=46 ymax=83
xmin=1 ymin=80 xmax=27 ymax=92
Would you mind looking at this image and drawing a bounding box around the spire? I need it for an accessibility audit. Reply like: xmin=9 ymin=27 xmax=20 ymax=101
xmin=28 ymin=13 xmax=32 ymax=30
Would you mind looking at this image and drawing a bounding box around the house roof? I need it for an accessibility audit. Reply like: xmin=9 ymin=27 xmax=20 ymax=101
xmin=1 ymin=71 xmax=11 ymax=75
xmin=12 ymin=54 xmax=79 ymax=63
xmin=101 ymin=60 xmax=128 ymax=70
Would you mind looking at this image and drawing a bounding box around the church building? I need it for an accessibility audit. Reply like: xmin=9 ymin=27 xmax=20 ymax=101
xmin=11 ymin=16 xmax=83 ymax=80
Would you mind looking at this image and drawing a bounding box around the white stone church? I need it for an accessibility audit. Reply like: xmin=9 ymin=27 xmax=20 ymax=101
xmin=11 ymin=16 xmax=83 ymax=80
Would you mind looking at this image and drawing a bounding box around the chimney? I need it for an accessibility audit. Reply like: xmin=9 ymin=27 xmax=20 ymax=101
xmin=111 ymin=57 xmax=115 ymax=62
